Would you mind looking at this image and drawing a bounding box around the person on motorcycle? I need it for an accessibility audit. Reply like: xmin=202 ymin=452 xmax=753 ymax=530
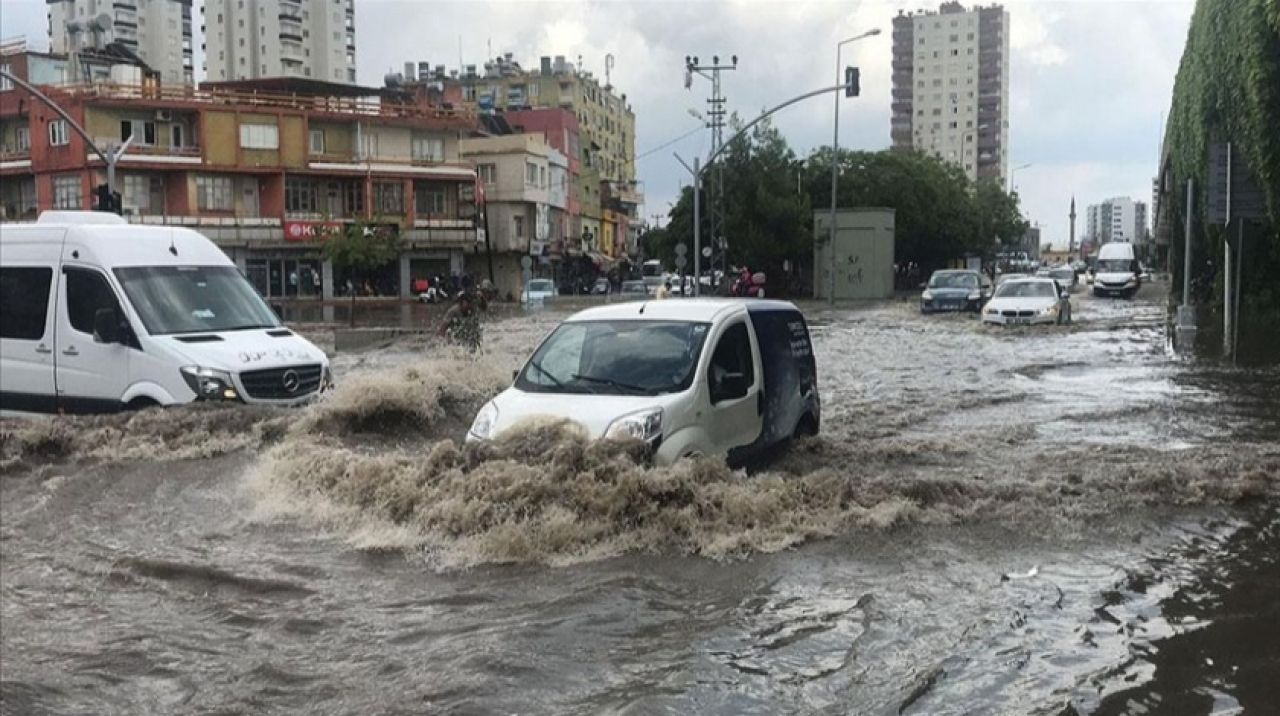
xmin=440 ymin=291 xmax=482 ymax=350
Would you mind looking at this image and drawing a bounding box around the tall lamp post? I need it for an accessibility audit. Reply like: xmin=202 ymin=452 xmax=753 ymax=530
xmin=1010 ymin=162 xmax=1032 ymax=193
xmin=828 ymin=28 xmax=880 ymax=305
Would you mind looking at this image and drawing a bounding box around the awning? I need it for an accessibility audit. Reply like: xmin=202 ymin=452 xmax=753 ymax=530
xmin=588 ymin=252 xmax=616 ymax=268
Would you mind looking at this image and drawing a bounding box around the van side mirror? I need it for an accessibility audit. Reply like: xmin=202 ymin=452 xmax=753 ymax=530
xmin=93 ymin=307 xmax=120 ymax=344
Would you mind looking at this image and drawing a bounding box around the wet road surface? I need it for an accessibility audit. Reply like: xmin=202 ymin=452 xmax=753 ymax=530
xmin=2 ymin=280 xmax=1278 ymax=714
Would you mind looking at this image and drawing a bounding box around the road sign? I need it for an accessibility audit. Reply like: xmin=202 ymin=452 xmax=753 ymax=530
xmin=675 ymin=255 xmax=687 ymax=269
xmin=520 ymin=255 xmax=533 ymax=269
xmin=1207 ymin=142 xmax=1267 ymax=225
xmin=675 ymin=243 xmax=688 ymax=256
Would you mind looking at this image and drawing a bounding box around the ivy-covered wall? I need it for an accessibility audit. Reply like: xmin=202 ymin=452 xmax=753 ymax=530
xmin=1165 ymin=0 xmax=1280 ymax=310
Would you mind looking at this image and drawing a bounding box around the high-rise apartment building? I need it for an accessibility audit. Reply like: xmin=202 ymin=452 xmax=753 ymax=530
xmin=1086 ymin=197 xmax=1147 ymax=244
xmin=202 ymin=0 xmax=356 ymax=84
xmin=891 ymin=2 xmax=1009 ymax=184
xmin=47 ymin=0 xmax=193 ymax=85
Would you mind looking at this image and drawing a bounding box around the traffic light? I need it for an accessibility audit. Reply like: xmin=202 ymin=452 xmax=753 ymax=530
xmin=845 ymin=66 xmax=861 ymax=97
xmin=94 ymin=183 xmax=122 ymax=214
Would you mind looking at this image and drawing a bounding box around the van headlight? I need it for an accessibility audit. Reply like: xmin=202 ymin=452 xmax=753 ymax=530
xmin=180 ymin=366 xmax=239 ymax=401
xmin=321 ymin=365 xmax=334 ymax=391
xmin=605 ymin=407 xmax=663 ymax=442
xmin=469 ymin=401 xmax=499 ymax=441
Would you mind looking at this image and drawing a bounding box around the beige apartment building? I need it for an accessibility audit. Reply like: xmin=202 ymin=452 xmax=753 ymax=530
xmin=891 ymin=2 xmax=1010 ymax=184
xmin=47 ymin=0 xmax=194 ymax=85
xmin=203 ymin=0 xmax=357 ymax=84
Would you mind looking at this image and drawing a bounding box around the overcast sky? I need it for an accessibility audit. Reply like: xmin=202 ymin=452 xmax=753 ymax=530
xmin=0 ymin=0 xmax=1193 ymax=248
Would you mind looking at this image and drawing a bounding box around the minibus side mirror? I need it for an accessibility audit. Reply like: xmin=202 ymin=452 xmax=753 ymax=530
xmin=93 ymin=307 xmax=121 ymax=344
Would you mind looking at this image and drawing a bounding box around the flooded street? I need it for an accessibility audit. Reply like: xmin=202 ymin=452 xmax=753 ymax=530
xmin=2 ymin=281 xmax=1278 ymax=714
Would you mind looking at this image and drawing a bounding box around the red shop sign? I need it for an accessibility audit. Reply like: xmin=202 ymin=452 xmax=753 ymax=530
xmin=284 ymin=221 xmax=343 ymax=242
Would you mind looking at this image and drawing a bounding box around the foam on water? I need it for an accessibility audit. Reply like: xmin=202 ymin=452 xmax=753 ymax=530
xmin=242 ymin=358 xmax=1280 ymax=569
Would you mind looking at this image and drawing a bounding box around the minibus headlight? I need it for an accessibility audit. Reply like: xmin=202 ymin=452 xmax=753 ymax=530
xmin=180 ymin=366 xmax=239 ymax=401
xmin=605 ymin=407 xmax=663 ymax=443
xmin=469 ymin=401 xmax=499 ymax=441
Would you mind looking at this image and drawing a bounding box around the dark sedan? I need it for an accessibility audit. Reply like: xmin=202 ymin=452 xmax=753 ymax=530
xmin=921 ymin=270 xmax=992 ymax=313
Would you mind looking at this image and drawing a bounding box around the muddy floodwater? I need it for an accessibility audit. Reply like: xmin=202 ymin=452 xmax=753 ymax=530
xmin=2 ymin=281 xmax=1278 ymax=714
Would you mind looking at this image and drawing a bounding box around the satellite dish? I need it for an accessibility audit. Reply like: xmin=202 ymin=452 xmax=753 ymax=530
xmin=92 ymin=13 xmax=112 ymax=31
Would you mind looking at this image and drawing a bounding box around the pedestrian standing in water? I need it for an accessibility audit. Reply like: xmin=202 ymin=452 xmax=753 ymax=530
xmin=655 ymin=279 xmax=673 ymax=300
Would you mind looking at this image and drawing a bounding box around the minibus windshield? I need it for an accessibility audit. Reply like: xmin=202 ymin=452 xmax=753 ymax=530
xmin=114 ymin=266 xmax=281 ymax=335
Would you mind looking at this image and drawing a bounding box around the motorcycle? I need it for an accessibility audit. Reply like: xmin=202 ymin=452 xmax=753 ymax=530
xmin=731 ymin=271 xmax=767 ymax=298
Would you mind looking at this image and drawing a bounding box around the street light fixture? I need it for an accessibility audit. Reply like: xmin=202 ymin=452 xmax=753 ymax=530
xmin=828 ymin=28 xmax=880 ymax=305
xmin=1010 ymin=162 xmax=1032 ymax=192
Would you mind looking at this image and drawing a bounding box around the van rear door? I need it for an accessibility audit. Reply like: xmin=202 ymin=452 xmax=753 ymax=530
xmin=0 ymin=265 xmax=59 ymax=413
xmin=54 ymin=265 xmax=133 ymax=413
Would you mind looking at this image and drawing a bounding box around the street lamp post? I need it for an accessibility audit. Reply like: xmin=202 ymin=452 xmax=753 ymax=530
xmin=828 ymin=28 xmax=880 ymax=305
xmin=1010 ymin=162 xmax=1032 ymax=193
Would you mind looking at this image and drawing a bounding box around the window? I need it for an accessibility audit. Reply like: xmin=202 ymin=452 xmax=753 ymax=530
xmin=374 ymin=181 xmax=404 ymax=214
xmin=411 ymin=136 xmax=444 ymax=162
xmin=64 ymin=267 xmax=121 ymax=337
xmin=120 ymin=119 xmax=157 ymax=145
xmin=0 ymin=64 xmax=12 ymax=91
xmin=238 ymin=123 xmax=278 ymax=149
xmin=526 ymin=162 xmax=539 ymax=186
xmin=539 ymin=165 xmax=546 ymax=188
xmin=309 ymin=129 xmax=325 ymax=154
xmin=477 ymin=163 xmax=496 ymax=184
xmin=121 ymin=174 xmax=162 ymax=213
xmin=285 ymin=176 xmax=318 ymax=213
xmin=53 ymin=175 xmax=80 ymax=208
xmin=0 ymin=267 xmax=53 ymax=340
xmin=359 ymin=133 xmax=378 ymax=158
xmin=48 ymin=119 xmax=70 ymax=146
xmin=708 ymin=322 xmax=753 ymax=403
xmin=513 ymin=215 xmax=525 ymax=238
xmin=415 ymin=184 xmax=447 ymax=215
xmin=15 ymin=126 xmax=29 ymax=151
xmin=195 ymin=175 xmax=233 ymax=211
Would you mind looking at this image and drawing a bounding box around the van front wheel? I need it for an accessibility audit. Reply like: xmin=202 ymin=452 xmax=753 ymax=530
xmin=125 ymin=397 xmax=160 ymax=411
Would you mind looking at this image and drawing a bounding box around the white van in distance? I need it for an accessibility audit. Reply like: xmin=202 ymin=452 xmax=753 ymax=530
xmin=1093 ymin=242 xmax=1141 ymax=298
xmin=467 ymin=299 xmax=821 ymax=466
xmin=0 ymin=212 xmax=331 ymax=414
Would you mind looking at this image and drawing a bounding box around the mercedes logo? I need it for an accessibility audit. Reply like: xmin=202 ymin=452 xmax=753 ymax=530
xmin=281 ymin=369 xmax=300 ymax=393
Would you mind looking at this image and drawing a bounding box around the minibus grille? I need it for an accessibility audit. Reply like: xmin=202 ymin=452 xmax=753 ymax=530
xmin=239 ymin=364 xmax=323 ymax=399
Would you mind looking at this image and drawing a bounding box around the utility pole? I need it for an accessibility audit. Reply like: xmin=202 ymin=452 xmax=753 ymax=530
xmin=685 ymin=54 xmax=736 ymax=292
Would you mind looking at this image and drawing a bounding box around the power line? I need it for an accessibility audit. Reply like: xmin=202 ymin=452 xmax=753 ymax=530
xmin=636 ymin=125 xmax=705 ymax=161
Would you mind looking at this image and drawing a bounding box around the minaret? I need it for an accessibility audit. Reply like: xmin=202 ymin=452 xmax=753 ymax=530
xmin=1069 ymin=196 xmax=1077 ymax=255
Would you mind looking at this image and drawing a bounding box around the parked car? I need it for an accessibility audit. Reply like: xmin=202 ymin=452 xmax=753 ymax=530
xmin=0 ymin=211 xmax=331 ymax=414
xmin=1093 ymin=242 xmax=1141 ymax=298
xmin=467 ymin=300 xmax=820 ymax=467
xmin=521 ymin=278 xmax=556 ymax=304
xmin=620 ymin=280 xmax=650 ymax=299
xmin=921 ymin=269 xmax=992 ymax=313
xmin=982 ymin=277 xmax=1072 ymax=326
xmin=591 ymin=278 xmax=612 ymax=295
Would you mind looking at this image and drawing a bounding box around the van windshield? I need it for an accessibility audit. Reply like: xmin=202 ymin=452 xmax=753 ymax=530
xmin=113 ymin=266 xmax=281 ymax=335
xmin=517 ymin=320 xmax=711 ymax=395
xmin=1097 ymin=259 xmax=1132 ymax=272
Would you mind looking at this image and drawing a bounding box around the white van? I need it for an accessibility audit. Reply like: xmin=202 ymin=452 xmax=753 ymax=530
xmin=1093 ymin=242 xmax=1141 ymax=298
xmin=0 ymin=211 xmax=331 ymax=414
xmin=467 ymin=299 xmax=821 ymax=466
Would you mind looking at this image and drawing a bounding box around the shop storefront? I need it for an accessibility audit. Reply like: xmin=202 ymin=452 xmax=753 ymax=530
xmin=245 ymin=255 xmax=324 ymax=299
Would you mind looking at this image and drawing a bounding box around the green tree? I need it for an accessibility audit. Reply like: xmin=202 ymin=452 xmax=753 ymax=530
xmin=320 ymin=221 xmax=402 ymax=326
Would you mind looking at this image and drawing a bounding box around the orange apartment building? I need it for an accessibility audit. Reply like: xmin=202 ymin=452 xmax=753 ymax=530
xmin=1 ymin=51 xmax=485 ymax=301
